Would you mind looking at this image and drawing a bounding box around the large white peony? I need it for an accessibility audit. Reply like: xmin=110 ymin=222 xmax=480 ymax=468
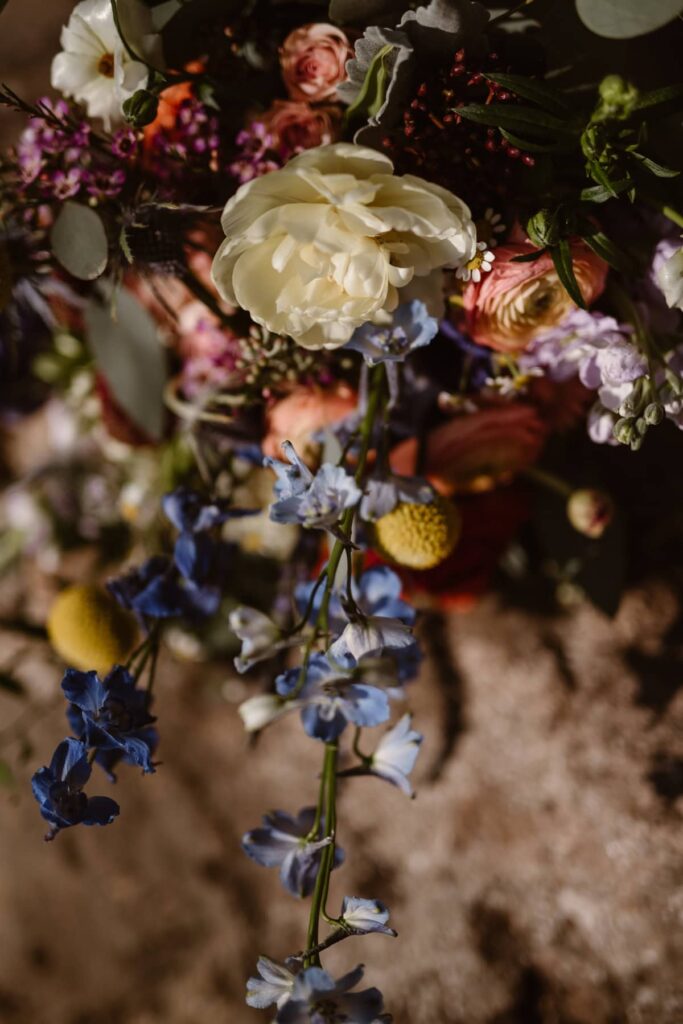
xmin=211 ymin=144 xmax=477 ymax=350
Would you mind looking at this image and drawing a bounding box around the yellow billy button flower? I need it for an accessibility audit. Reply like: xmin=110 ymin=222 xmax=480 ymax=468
xmin=47 ymin=584 xmax=139 ymax=676
xmin=373 ymin=497 xmax=462 ymax=571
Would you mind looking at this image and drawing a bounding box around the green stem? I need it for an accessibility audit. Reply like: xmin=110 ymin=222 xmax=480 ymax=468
xmin=522 ymin=465 xmax=572 ymax=498
xmin=304 ymin=740 xmax=338 ymax=966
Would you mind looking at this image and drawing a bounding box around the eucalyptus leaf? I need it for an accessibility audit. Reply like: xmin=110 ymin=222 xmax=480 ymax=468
xmin=51 ymin=202 xmax=108 ymax=281
xmin=551 ymin=239 xmax=587 ymax=309
xmin=485 ymin=71 xmax=570 ymax=115
xmin=84 ymin=284 xmax=167 ymax=440
xmin=576 ymin=0 xmax=683 ymax=39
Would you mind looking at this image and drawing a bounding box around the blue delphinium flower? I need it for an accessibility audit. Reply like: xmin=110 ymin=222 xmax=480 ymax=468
xmin=295 ymin=566 xmax=415 ymax=634
xmin=360 ymin=475 xmax=434 ymax=522
xmin=369 ymin=714 xmax=423 ymax=797
xmin=246 ymin=956 xmax=298 ymax=1011
xmin=276 ymin=964 xmax=385 ymax=1024
xmin=242 ymin=806 xmax=344 ymax=898
xmin=62 ymin=666 xmax=156 ymax=774
xmin=276 ymin=653 xmax=390 ymax=742
xmin=162 ymin=486 xmax=253 ymax=586
xmin=339 ymin=896 xmax=397 ymax=937
xmin=108 ymin=555 xmax=221 ymax=619
xmin=265 ymin=442 xmax=362 ymax=530
xmin=31 ymin=737 xmax=120 ymax=840
xmin=346 ymin=301 xmax=438 ymax=365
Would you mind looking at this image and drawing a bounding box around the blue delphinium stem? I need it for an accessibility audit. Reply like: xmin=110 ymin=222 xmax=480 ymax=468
xmin=300 ymin=363 xmax=386 ymax=967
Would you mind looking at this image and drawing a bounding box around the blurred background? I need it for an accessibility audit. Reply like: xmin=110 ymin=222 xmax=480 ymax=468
xmin=1 ymin=2 xmax=682 ymax=1022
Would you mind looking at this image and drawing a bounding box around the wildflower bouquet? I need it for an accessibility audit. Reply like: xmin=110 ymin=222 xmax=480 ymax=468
xmin=1 ymin=0 xmax=682 ymax=1018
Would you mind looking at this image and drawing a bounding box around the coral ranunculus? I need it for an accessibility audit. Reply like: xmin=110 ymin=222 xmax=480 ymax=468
xmin=463 ymin=240 xmax=608 ymax=354
xmin=390 ymin=404 xmax=547 ymax=496
xmin=262 ymin=384 xmax=357 ymax=462
xmin=211 ymin=143 xmax=476 ymax=350
xmin=280 ymin=23 xmax=353 ymax=104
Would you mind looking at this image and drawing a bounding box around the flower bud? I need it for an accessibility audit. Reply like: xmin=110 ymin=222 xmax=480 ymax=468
xmin=613 ymin=417 xmax=634 ymax=445
xmin=566 ymin=488 xmax=614 ymax=539
xmin=644 ymin=402 xmax=664 ymax=426
xmin=596 ymin=75 xmax=639 ymax=120
xmin=122 ymin=89 xmax=159 ymax=128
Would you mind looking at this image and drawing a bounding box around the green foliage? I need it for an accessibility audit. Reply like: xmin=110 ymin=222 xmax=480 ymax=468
xmin=50 ymin=203 xmax=109 ymax=282
xmin=576 ymin=0 xmax=683 ymax=40
xmin=344 ymin=44 xmax=394 ymax=127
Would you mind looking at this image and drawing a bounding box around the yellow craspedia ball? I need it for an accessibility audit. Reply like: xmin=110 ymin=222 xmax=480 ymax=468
xmin=374 ymin=498 xmax=462 ymax=570
xmin=47 ymin=584 xmax=139 ymax=676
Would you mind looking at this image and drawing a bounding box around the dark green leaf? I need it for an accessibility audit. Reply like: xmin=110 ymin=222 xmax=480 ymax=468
xmin=455 ymin=103 xmax=578 ymax=138
xmin=581 ymin=229 xmax=635 ymax=273
xmin=0 ymin=672 xmax=24 ymax=696
xmin=551 ymin=239 xmax=587 ymax=309
xmin=633 ymin=82 xmax=683 ymax=114
xmin=345 ymin=43 xmax=395 ymax=126
xmin=511 ymin=248 xmax=547 ymax=263
xmin=630 ymin=152 xmax=680 ymax=178
xmin=580 ymin=178 xmax=632 ymax=202
xmin=586 ymin=158 xmax=621 ymax=197
xmin=499 ymin=128 xmax=574 ymax=154
xmin=484 ymin=71 xmax=570 ymax=115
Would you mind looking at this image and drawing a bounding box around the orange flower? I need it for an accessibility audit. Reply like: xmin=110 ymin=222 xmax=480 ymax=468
xmin=390 ymin=404 xmax=547 ymax=496
xmin=262 ymin=384 xmax=357 ymax=464
xmin=463 ymin=240 xmax=608 ymax=354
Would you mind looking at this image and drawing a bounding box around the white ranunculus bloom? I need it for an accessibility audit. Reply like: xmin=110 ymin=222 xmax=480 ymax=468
xmin=656 ymin=245 xmax=683 ymax=311
xmin=51 ymin=0 xmax=160 ymax=129
xmin=211 ymin=143 xmax=477 ymax=350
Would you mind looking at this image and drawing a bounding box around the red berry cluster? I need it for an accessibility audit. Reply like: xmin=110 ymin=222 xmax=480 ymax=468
xmin=381 ymin=48 xmax=535 ymax=209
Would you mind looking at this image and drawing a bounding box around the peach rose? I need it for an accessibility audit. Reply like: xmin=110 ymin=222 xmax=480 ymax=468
xmin=262 ymin=384 xmax=357 ymax=463
xmin=280 ymin=23 xmax=353 ymax=104
xmin=463 ymin=240 xmax=608 ymax=354
xmin=390 ymin=404 xmax=547 ymax=495
xmin=260 ymin=100 xmax=341 ymax=156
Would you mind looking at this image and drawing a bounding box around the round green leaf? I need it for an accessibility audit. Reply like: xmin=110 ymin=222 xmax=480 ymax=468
xmin=51 ymin=202 xmax=108 ymax=281
xmin=576 ymin=0 xmax=683 ymax=39
xmin=85 ymin=285 xmax=167 ymax=440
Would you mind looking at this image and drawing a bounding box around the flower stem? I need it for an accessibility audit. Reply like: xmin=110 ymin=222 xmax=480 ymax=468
xmin=304 ymin=740 xmax=338 ymax=966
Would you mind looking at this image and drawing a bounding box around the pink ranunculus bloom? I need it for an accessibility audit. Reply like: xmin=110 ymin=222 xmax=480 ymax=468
xmin=279 ymin=23 xmax=353 ymax=104
xmin=390 ymin=403 xmax=547 ymax=496
xmin=261 ymin=100 xmax=341 ymax=159
xmin=463 ymin=240 xmax=608 ymax=354
xmin=262 ymin=384 xmax=357 ymax=464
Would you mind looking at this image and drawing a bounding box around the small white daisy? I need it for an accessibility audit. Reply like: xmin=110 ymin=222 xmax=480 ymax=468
xmin=480 ymin=207 xmax=507 ymax=247
xmin=455 ymin=240 xmax=496 ymax=283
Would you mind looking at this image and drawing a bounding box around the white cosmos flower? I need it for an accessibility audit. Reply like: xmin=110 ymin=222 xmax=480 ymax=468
xmin=211 ymin=143 xmax=477 ymax=350
xmin=51 ymin=0 xmax=160 ymax=129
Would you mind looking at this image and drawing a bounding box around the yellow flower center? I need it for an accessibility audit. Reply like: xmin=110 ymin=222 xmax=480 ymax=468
xmin=373 ymin=498 xmax=461 ymax=570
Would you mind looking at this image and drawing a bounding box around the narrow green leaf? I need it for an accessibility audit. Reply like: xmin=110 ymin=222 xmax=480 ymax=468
xmin=580 ymin=178 xmax=632 ymax=202
xmin=551 ymin=240 xmax=587 ymax=309
xmin=500 ymin=128 xmax=574 ymax=154
xmin=485 ymin=71 xmax=570 ymax=115
xmin=630 ymin=152 xmax=680 ymax=178
xmin=581 ymin=230 xmax=634 ymax=273
xmin=511 ymin=248 xmax=547 ymax=263
xmin=633 ymin=82 xmax=683 ymax=114
xmin=455 ymin=103 xmax=578 ymax=138
xmin=345 ymin=44 xmax=393 ymax=125
xmin=586 ymin=158 xmax=624 ymax=198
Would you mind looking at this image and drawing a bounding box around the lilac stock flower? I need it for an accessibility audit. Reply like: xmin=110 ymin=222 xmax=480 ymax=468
xmin=520 ymin=309 xmax=640 ymax=386
xmin=276 ymin=964 xmax=385 ymax=1024
xmin=266 ymin=442 xmax=362 ymax=529
xmin=246 ymin=956 xmax=298 ymax=1010
xmin=346 ymin=301 xmax=438 ymax=365
xmin=31 ymin=738 xmax=119 ymax=840
xmin=276 ymin=653 xmax=390 ymax=741
xmin=242 ymin=807 xmax=344 ymax=898
xmin=62 ymin=666 xmax=156 ymax=774
xmin=339 ymin=896 xmax=396 ymax=937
